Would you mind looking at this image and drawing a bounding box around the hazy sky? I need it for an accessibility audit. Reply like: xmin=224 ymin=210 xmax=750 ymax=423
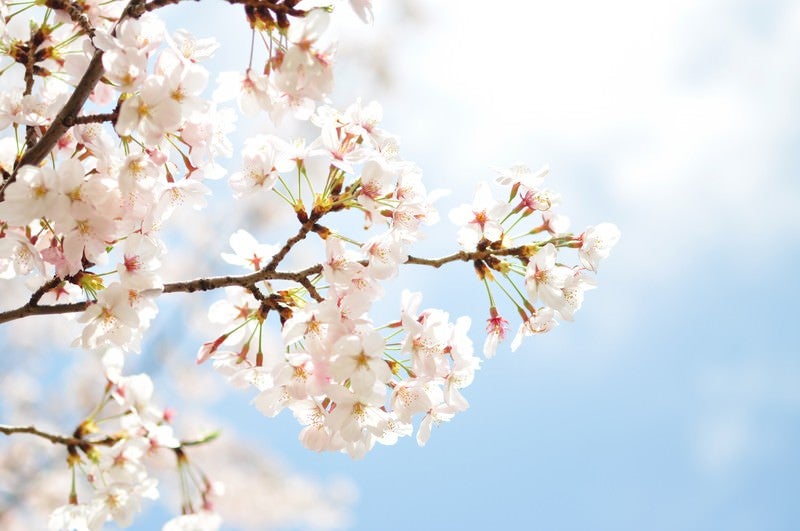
xmin=298 ymin=2 xmax=800 ymax=529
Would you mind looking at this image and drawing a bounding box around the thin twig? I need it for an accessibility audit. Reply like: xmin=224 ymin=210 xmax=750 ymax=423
xmin=2 ymin=423 xmax=220 ymax=449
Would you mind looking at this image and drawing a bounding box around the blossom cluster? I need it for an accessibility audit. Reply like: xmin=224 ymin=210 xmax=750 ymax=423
xmin=451 ymin=166 xmax=621 ymax=356
xmin=44 ymin=350 xmax=221 ymax=531
xmin=200 ymin=136 xmax=619 ymax=458
xmin=0 ymin=0 xmax=618 ymax=528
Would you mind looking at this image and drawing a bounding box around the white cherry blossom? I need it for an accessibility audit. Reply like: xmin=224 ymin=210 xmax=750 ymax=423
xmin=449 ymin=181 xmax=510 ymax=250
xmin=579 ymin=222 xmax=621 ymax=271
xmin=221 ymin=229 xmax=278 ymax=271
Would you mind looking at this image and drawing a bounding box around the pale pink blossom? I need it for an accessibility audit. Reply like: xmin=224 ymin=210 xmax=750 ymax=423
xmin=524 ymin=243 xmax=571 ymax=308
xmin=116 ymin=76 xmax=183 ymax=146
xmin=170 ymin=29 xmax=219 ymax=63
xmin=495 ymin=164 xmax=548 ymax=191
xmin=214 ymin=70 xmax=271 ymax=114
xmin=77 ymin=283 xmax=144 ymax=352
xmin=553 ymin=270 xmax=597 ymax=321
xmin=329 ymin=331 xmax=390 ymax=396
xmin=362 ymin=232 xmax=407 ymax=280
xmin=229 ymin=135 xmax=294 ymax=195
xmin=579 ymin=222 xmax=621 ymax=271
xmin=117 ymin=233 xmax=163 ymax=291
xmin=0 ymin=230 xmax=45 ymax=279
xmin=510 ymin=308 xmax=558 ymax=352
xmin=0 ymin=165 xmax=65 ymax=225
xmin=449 ymin=181 xmax=510 ymax=250
xmin=417 ymin=403 xmax=457 ymax=447
xmin=220 ymin=229 xmax=278 ymax=272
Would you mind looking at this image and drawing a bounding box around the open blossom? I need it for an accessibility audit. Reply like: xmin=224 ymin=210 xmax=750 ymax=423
xmin=579 ymin=222 xmax=621 ymax=271
xmin=495 ymin=164 xmax=548 ymax=192
xmin=521 ymin=188 xmax=560 ymax=212
xmin=101 ymin=46 xmax=148 ymax=91
xmin=181 ymin=104 xmax=236 ymax=164
xmin=0 ymin=230 xmax=45 ymax=279
xmin=61 ymin=202 xmax=118 ymax=276
xmin=0 ymin=88 xmax=57 ymax=129
xmin=391 ymin=380 xmax=436 ymax=424
xmin=214 ymin=69 xmax=271 ymax=114
xmin=169 ymin=29 xmax=219 ymax=63
xmin=116 ymin=75 xmax=183 ymax=146
xmin=0 ymin=164 xmax=65 ymax=225
xmin=91 ymin=479 xmax=158 ymax=528
xmin=77 ymin=283 xmax=148 ymax=352
xmin=326 ymin=382 xmax=388 ymax=458
xmin=363 ymin=231 xmax=408 ymax=280
xmin=511 ymin=308 xmax=558 ymax=352
xmin=417 ymin=403 xmax=457 ymax=447
xmin=525 ymin=243 xmax=571 ymax=308
xmin=322 ymin=237 xmax=363 ymax=286
xmin=553 ymin=270 xmax=597 ymax=321
xmin=329 ymin=330 xmax=391 ymax=396
xmin=229 ymin=135 xmax=294 ymax=195
xmin=221 ymin=229 xmax=278 ymax=271
xmin=356 ymin=158 xmax=396 ymax=217
xmin=449 ymin=181 xmax=510 ymax=250
xmin=117 ymin=233 xmax=163 ymax=291
xmin=276 ymin=10 xmax=335 ymax=101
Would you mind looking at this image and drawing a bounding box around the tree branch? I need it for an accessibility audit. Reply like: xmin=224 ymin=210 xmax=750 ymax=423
xmin=0 ymin=243 xmax=541 ymax=325
xmin=0 ymin=424 xmax=91 ymax=446
xmin=1 ymin=423 xmax=220 ymax=450
xmin=13 ymin=51 xmax=105 ymax=174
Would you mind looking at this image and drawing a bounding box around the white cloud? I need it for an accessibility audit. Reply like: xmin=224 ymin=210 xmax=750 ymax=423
xmin=373 ymin=0 xmax=800 ymax=279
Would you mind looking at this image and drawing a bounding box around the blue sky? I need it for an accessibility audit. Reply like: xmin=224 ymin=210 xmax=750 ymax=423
xmin=2 ymin=1 xmax=799 ymax=530
xmin=266 ymin=1 xmax=800 ymax=529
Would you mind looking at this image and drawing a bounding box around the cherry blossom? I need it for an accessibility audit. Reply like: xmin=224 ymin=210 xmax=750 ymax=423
xmin=0 ymin=2 xmax=619 ymax=528
xmin=579 ymin=222 xmax=622 ymax=271
xmin=449 ymin=181 xmax=510 ymax=250
xmin=525 ymin=243 xmax=572 ymax=309
xmin=220 ymin=229 xmax=278 ymax=272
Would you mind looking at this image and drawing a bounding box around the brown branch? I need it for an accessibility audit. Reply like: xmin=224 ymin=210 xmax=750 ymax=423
xmin=64 ymin=111 xmax=119 ymax=127
xmin=0 ymin=243 xmax=540 ymax=325
xmin=297 ymin=276 xmax=323 ymax=302
xmin=405 ymin=245 xmax=533 ymax=268
xmin=2 ymin=423 xmax=218 ymax=451
xmin=0 ymin=301 xmax=90 ymax=323
xmin=264 ymin=217 xmax=321 ymax=272
xmin=12 ymin=50 xmax=105 ymax=174
xmin=0 ymin=424 xmax=97 ymax=446
xmin=28 ymin=276 xmax=63 ymax=306
xmin=160 ymin=265 xmax=319 ymax=295
xmin=44 ymin=0 xmax=96 ymax=37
